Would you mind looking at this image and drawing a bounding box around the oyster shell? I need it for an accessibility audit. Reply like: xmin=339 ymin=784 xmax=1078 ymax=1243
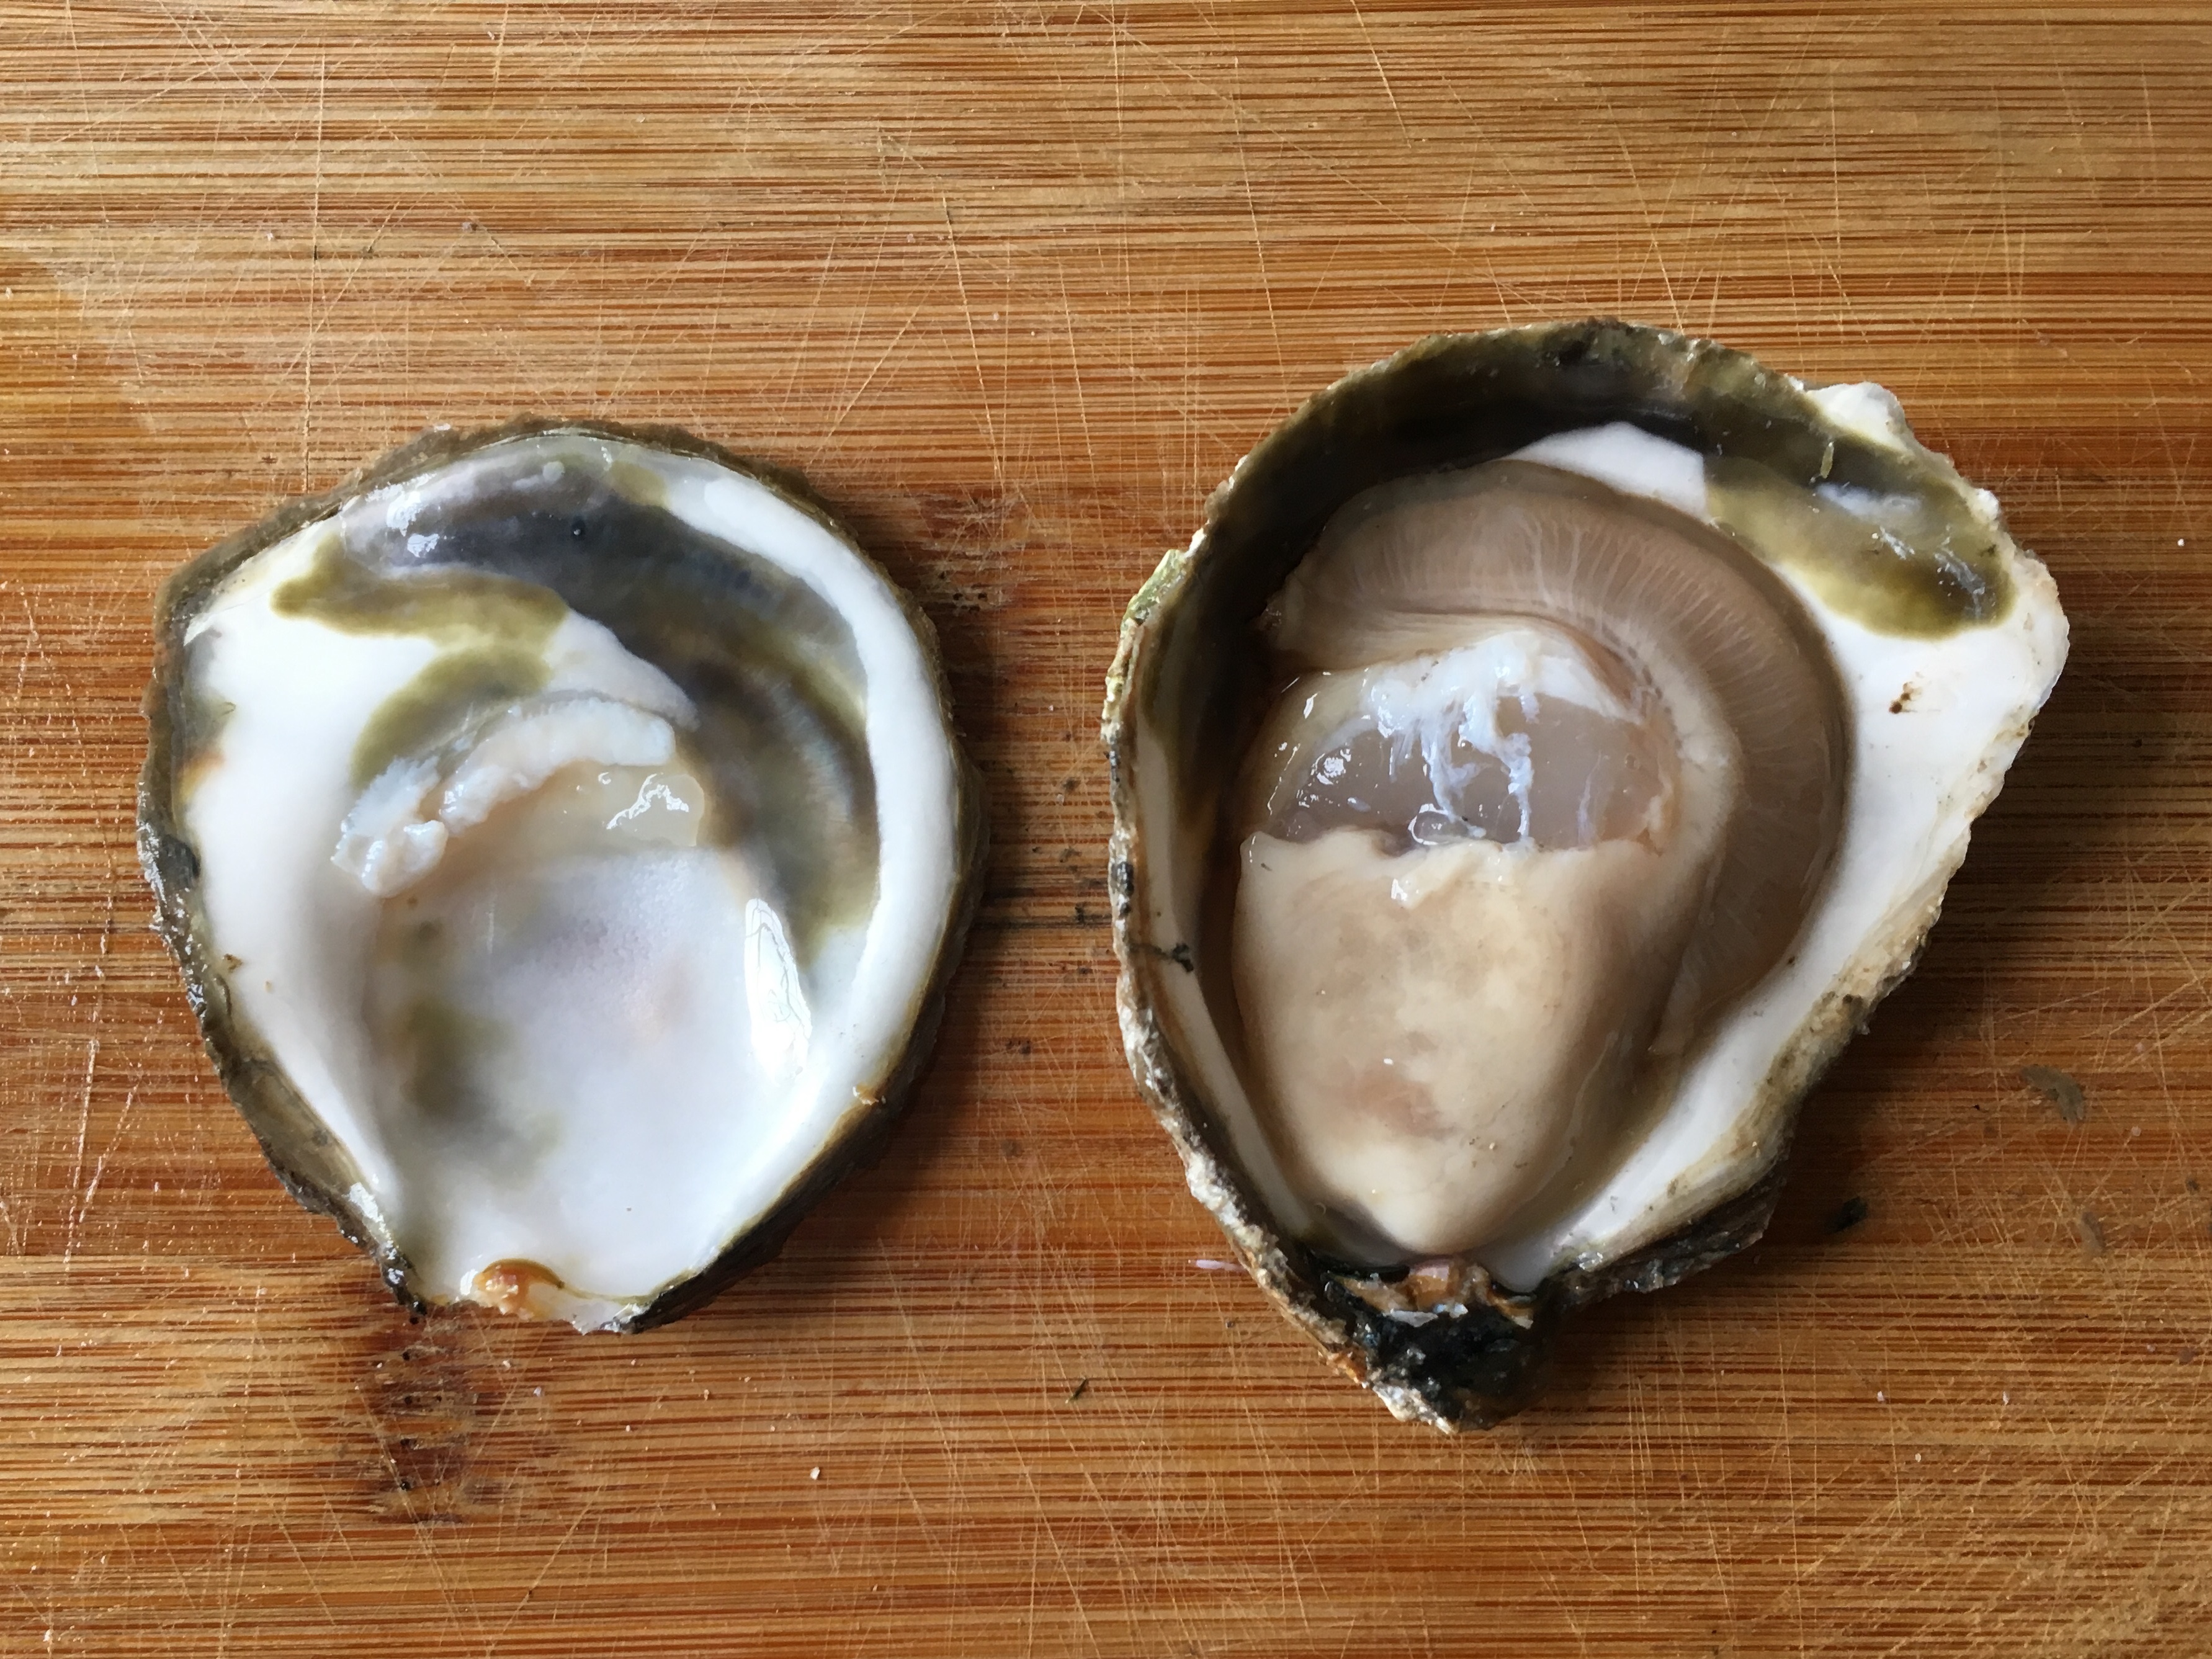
xmin=1104 ymin=322 xmax=2066 ymax=1428
xmin=142 ymin=419 xmax=983 ymax=1330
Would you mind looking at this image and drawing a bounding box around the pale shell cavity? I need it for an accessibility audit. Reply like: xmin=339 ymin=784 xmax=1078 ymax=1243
xmin=170 ymin=431 xmax=967 ymax=1327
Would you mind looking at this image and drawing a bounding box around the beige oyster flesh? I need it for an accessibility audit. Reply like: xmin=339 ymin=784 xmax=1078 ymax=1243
xmin=141 ymin=421 xmax=983 ymax=1331
xmin=1103 ymin=323 xmax=2067 ymax=1428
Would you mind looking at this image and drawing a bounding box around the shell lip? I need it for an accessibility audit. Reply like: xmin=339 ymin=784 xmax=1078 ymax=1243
xmin=1102 ymin=318 xmax=2066 ymax=1429
xmin=140 ymin=415 xmax=987 ymax=1330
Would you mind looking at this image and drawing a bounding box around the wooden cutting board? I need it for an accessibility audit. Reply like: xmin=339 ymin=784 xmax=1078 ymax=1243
xmin=4 ymin=3 xmax=2208 ymax=1653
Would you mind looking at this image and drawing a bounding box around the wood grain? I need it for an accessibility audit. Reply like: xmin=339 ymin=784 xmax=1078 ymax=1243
xmin=4 ymin=2 xmax=2209 ymax=1652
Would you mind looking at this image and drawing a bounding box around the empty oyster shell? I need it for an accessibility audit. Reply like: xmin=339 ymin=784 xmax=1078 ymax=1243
xmin=141 ymin=420 xmax=983 ymax=1330
xmin=1104 ymin=323 xmax=2066 ymax=1428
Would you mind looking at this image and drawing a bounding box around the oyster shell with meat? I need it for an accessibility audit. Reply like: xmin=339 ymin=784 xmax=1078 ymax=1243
xmin=1103 ymin=322 xmax=2066 ymax=1428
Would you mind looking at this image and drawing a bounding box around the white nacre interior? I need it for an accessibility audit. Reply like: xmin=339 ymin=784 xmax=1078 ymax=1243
xmin=179 ymin=434 xmax=962 ymax=1326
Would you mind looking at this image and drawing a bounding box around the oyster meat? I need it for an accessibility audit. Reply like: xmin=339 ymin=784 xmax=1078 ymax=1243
xmin=1104 ymin=323 xmax=2066 ymax=1428
xmin=142 ymin=421 xmax=982 ymax=1330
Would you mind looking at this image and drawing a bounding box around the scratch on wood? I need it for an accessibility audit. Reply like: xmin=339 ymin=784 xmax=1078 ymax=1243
xmin=61 ymin=1036 xmax=97 ymax=1266
xmin=1232 ymin=58 xmax=1288 ymax=400
xmin=941 ymin=198 xmax=1001 ymax=485
xmin=1343 ymin=0 xmax=1406 ymax=144
xmin=300 ymin=50 xmax=326 ymax=490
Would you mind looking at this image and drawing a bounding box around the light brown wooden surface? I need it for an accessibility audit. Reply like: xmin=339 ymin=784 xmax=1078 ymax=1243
xmin=4 ymin=2 xmax=2209 ymax=1652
